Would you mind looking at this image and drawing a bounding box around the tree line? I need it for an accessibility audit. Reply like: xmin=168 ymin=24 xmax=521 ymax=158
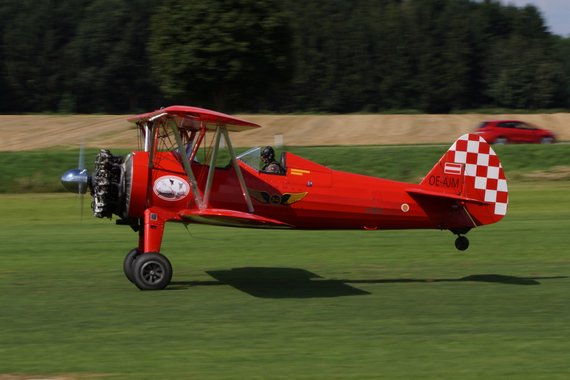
xmin=1 ymin=0 xmax=569 ymax=114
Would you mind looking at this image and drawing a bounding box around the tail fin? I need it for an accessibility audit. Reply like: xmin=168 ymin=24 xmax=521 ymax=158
xmin=419 ymin=134 xmax=508 ymax=225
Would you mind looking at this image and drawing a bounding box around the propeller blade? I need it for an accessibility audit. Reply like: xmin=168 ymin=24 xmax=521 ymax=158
xmin=80 ymin=190 xmax=85 ymax=222
xmin=78 ymin=142 xmax=85 ymax=170
xmin=78 ymin=142 xmax=85 ymax=196
xmin=61 ymin=144 xmax=90 ymax=223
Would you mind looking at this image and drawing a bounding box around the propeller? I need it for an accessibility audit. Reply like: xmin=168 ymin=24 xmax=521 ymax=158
xmin=61 ymin=144 xmax=90 ymax=218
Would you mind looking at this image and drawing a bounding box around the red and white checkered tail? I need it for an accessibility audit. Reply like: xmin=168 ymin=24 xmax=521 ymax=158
xmin=420 ymin=134 xmax=508 ymax=226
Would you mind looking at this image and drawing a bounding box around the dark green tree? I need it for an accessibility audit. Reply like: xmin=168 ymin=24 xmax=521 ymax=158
xmin=554 ymin=36 xmax=570 ymax=107
xmin=286 ymin=1 xmax=332 ymax=111
xmin=1 ymin=0 xmax=569 ymax=113
xmin=373 ymin=1 xmax=416 ymax=111
xmin=1 ymin=0 xmax=87 ymax=112
xmin=0 ymin=1 xmax=14 ymax=112
xmin=64 ymin=0 xmax=160 ymax=113
xmin=482 ymin=4 xmax=566 ymax=109
xmin=148 ymin=0 xmax=291 ymax=112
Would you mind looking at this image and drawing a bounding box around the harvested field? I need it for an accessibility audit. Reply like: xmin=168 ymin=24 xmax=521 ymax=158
xmin=1 ymin=113 xmax=569 ymax=151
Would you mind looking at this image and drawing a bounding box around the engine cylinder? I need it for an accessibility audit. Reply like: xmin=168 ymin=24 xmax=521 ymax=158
xmin=91 ymin=149 xmax=125 ymax=218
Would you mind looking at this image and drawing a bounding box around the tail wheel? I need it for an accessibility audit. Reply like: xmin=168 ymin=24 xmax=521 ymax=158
xmin=132 ymin=252 xmax=173 ymax=290
xmin=123 ymin=248 xmax=141 ymax=283
xmin=455 ymin=236 xmax=470 ymax=251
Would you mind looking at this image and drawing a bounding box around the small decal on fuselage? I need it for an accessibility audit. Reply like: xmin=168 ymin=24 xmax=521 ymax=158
xmin=249 ymin=188 xmax=308 ymax=205
xmin=153 ymin=176 xmax=190 ymax=201
xmin=444 ymin=162 xmax=463 ymax=175
xmin=291 ymin=168 xmax=310 ymax=176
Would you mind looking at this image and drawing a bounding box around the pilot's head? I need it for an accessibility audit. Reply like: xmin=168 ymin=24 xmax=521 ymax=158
xmin=261 ymin=146 xmax=275 ymax=162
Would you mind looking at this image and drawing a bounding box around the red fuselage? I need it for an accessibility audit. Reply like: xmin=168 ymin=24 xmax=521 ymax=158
xmin=126 ymin=150 xmax=475 ymax=232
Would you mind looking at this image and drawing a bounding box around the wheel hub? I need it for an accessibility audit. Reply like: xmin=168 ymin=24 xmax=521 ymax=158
xmin=141 ymin=262 xmax=164 ymax=284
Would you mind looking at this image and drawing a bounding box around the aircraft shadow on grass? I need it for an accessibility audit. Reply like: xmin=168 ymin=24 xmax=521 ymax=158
xmin=169 ymin=267 xmax=567 ymax=298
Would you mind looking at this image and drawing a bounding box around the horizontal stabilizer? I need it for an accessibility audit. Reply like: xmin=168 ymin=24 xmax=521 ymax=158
xmin=406 ymin=188 xmax=489 ymax=206
xmin=179 ymin=208 xmax=292 ymax=228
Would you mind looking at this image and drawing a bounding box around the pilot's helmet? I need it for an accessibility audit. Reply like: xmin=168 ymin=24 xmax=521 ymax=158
xmin=261 ymin=146 xmax=275 ymax=162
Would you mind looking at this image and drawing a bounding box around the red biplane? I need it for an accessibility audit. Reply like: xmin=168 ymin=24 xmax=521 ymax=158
xmin=61 ymin=106 xmax=509 ymax=290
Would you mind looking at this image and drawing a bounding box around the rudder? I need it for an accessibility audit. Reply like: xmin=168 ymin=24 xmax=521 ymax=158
xmin=420 ymin=134 xmax=508 ymax=225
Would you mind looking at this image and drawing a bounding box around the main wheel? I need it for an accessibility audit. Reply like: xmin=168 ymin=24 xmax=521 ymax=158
xmin=132 ymin=252 xmax=173 ymax=290
xmin=123 ymin=248 xmax=140 ymax=283
xmin=455 ymin=236 xmax=470 ymax=251
xmin=494 ymin=137 xmax=508 ymax=145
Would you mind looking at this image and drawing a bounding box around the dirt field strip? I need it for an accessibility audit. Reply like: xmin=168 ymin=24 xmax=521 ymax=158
xmin=1 ymin=113 xmax=569 ymax=151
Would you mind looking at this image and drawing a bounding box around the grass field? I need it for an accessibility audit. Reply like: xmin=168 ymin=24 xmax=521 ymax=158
xmin=1 ymin=181 xmax=569 ymax=379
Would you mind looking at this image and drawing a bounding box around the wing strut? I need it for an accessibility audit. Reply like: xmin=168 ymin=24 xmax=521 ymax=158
xmin=461 ymin=204 xmax=479 ymax=228
xmin=202 ymin=127 xmax=222 ymax=208
xmin=222 ymin=127 xmax=254 ymax=213
xmin=171 ymin=120 xmax=205 ymax=209
xmin=171 ymin=120 xmax=254 ymax=214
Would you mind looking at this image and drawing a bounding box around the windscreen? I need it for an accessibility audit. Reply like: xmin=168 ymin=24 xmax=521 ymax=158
xmin=236 ymin=147 xmax=262 ymax=171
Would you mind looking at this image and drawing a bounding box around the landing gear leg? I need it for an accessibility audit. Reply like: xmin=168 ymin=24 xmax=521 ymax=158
xmin=450 ymin=228 xmax=471 ymax=251
xmin=129 ymin=209 xmax=173 ymax=290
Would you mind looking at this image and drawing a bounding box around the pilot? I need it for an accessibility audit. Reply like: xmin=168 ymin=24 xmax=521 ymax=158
xmin=261 ymin=146 xmax=283 ymax=174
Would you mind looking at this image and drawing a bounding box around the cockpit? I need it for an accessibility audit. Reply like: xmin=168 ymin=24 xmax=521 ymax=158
xmin=237 ymin=146 xmax=286 ymax=174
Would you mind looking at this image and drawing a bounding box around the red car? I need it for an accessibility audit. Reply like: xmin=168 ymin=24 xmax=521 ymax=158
xmin=475 ymin=120 xmax=557 ymax=144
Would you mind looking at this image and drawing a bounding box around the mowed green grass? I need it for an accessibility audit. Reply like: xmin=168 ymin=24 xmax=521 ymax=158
xmin=0 ymin=182 xmax=569 ymax=379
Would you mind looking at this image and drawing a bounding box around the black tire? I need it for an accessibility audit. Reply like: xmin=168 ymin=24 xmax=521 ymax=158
xmin=494 ymin=137 xmax=508 ymax=145
xmin=132 ymin=252 xmax=173 ymax=290
xmin=455 ymin=236 xmax=470 ymax=251
xmin=540 ymin=136 xmax=554 ymax=144
xmin=123 ymin=248 xmax=140 ymax=283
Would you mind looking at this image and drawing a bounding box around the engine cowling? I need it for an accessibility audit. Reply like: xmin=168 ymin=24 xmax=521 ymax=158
xmin=122 ymin=151 xmax=149 ymax=219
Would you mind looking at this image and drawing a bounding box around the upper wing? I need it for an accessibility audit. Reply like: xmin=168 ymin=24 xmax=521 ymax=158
xmin=127 ymin=105 xmax=260 ymax=132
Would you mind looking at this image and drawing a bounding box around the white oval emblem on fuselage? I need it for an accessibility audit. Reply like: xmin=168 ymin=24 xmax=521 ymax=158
xmin=153 ymin=176 xmax=190 ymax=201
